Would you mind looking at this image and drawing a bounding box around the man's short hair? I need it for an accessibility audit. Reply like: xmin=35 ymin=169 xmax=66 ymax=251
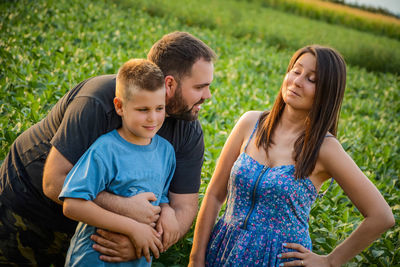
xmin=147 ymin=31 xmax=216 ymax=81
xmin=116 ymin=58 xmax=164 ymax=101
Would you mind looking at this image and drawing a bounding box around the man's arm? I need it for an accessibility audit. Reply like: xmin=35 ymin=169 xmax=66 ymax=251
xmin=63 ymin=197 xmax=163 ymax=262
xmin=43 ymin=147 xmax=162 ymax=262
xmin=91 ymin=192 xmax=198 ymax=261
xmin=168 ymin=191 xmax=198 ymax=239
xmin=154 ymin=192 xmax=198 ymax=251
xmin=42 ymin=147 xmax=73 ymax=204
xmin=156 ymin=192 xmax=198 ymax=251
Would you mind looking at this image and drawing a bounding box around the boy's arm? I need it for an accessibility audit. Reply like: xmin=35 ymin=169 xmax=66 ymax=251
xmin=94 ymin=191 xmax=161 ymax=226
xmin=43 ymin=147 xmax=161 ymax=225
xmin=63 ymin=197 xmax=163 ymax=262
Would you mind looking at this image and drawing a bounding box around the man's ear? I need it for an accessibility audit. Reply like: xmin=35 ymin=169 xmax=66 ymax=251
xmin=114 ymin=97 xmax=124 ymax=116
xmin=165 ymin=75 xmax=177 ymax=99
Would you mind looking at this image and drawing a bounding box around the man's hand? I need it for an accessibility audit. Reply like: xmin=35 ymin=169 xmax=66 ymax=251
xmin=95 ymin=192 xmax=161 ymax=226
xmin=156 ymin=204 xmax=180 ymax=251
xmin=125 ymin=192 xmax=161 ymax=226
xmin=91 ymin=229 xmax=137 ymax=262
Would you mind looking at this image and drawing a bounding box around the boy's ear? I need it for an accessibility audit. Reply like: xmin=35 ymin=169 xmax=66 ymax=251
xmin=165 ymin=75 xmax=177 ymax=99
xmin=114 ymin=97 xmax=124 ymax=116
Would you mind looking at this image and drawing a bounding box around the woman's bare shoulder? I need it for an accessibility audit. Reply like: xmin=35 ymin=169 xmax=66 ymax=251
xmin=238 ymin=110 xmax=263 ymax=127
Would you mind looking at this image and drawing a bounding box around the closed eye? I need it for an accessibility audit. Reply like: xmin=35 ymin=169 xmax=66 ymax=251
xmin=291 ymin=68 xmax=301 ymax=75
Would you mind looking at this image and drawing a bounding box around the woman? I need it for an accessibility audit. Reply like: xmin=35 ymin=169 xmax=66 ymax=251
xmin=189 ymin=45 xmax=394 ymax=266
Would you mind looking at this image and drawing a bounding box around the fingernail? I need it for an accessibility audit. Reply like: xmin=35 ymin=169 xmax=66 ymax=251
xmin=277 ymin=254 xmax=281 ymax=258
xmin=279 ymin=264 xmax=284 ymax=267
xmin=282 ymin=243 xmax=287 ymax=246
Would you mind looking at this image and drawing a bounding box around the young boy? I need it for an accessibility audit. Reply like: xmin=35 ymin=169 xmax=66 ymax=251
xmin=59 ymin=59 xmax=176 ymax=266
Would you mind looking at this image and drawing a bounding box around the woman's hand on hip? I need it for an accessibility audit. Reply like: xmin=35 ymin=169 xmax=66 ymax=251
xmin=278 ymin=243 xmax=334 ymax=267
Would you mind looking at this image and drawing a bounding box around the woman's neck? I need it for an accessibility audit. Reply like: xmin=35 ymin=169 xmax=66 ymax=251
xmin=278 ymin=106 xmax=308 ymax=135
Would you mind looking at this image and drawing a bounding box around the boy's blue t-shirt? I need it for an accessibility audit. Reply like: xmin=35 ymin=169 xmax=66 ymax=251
xmin=59 ymin=129 xmax=176 ymax=267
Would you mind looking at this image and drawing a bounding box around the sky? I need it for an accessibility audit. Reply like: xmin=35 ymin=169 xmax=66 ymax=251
xmin=343 ymin=0 xmax=400 ymax=16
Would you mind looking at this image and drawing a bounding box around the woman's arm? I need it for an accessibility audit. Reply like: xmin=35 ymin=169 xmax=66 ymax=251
xmin=320 ymin=138 xmax=395 ymax=266
xmin=280 ymin=137 xmax=395 ymax=266
xmin=63 ymin=197 xmax=163 ymax=262
xmin=189 ymin=111 xmax=260 ymax=266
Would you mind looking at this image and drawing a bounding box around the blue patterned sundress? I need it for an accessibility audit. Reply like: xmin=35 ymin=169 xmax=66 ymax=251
xmin=206 ymin=121 xmax=324 ymax=266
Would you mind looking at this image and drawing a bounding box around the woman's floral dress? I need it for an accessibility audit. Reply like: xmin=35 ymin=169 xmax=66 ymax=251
xmin=206 ymin=121 xmax=321 ymax=266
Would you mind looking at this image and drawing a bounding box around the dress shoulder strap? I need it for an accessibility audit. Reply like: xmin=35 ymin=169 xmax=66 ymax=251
xmin=244 ymin=119 xmax=259 ymax=152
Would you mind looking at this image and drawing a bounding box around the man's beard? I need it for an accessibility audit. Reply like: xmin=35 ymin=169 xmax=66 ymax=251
xmin=166 ymin=86 xmax=203 ymax=121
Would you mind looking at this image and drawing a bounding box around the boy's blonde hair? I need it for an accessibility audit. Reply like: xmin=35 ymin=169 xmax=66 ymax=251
xmin=116 ymin=59 xmax=164 ymax=101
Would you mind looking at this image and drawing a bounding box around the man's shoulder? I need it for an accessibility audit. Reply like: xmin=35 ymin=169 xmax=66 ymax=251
xmin=76 ymin=74 xmax=116 ymax=95
xmin=186 ymin=119 xmax=203 ymax=134
xmin=157 ymin=118 xmax=203 ymax=154
xmin=165 ymin=118 xmax=203 ymax=135
xmin=71 ymin=74 xmax=117 ymax=113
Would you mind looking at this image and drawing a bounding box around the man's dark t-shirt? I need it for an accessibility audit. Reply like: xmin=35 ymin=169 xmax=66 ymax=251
xmin=0 ymin=75 xmax=204 ymax=234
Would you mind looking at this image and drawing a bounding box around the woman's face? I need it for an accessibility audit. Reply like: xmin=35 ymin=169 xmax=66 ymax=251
xmin=282 ymin=53 xmax=317 ymax=112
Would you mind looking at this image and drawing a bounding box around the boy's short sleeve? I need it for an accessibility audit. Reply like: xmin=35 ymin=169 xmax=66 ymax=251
xmin=160 ymin=148 xmax=176 ymax=204
xmin=59 ymin=149 xmax=109 ymax=201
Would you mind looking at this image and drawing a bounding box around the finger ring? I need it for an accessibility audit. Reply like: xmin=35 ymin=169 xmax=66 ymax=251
xmin=301 ymin=260 xmax=304 ymax=266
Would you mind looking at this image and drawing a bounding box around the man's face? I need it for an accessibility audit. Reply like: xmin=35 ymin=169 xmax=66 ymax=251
xmin=166 ymin=58 xmax=214 ymax=121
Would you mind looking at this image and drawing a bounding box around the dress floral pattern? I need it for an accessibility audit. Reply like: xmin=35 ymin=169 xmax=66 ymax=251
xmin=206 ymin=122 xmax=318 ymax=266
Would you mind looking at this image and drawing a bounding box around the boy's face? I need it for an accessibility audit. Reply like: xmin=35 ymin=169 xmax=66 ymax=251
xmin=114 ymin=87 xmax=165 ymax=145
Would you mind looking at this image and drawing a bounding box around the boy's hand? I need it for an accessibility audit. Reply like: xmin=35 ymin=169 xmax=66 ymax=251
xmin=130 ymin=221 xmax=163 ymax=262
xmin=156 ymin=204 xmax=181 ymax=251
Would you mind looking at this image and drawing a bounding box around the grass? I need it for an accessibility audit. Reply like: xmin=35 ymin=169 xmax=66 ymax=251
xmin=255 ymin=0 xmax=400 ymax=40
xmin=121 ymin=0 xmax=400 ymax=74
xmin=1 ymin=0 xmax=399 ymax=266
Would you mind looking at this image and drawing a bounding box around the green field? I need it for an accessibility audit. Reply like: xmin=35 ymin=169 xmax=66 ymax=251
xmin=125 ymin=0 xmax=400 ymax=74
xmin=254 ymin=0 xmax=400 ymax=40
xmin=1 ymin=0 xmax=399 ymax=266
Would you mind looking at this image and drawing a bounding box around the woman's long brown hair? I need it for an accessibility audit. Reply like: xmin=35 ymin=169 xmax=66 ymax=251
xmin=255 ymin=45 xmax=347 ymax=179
